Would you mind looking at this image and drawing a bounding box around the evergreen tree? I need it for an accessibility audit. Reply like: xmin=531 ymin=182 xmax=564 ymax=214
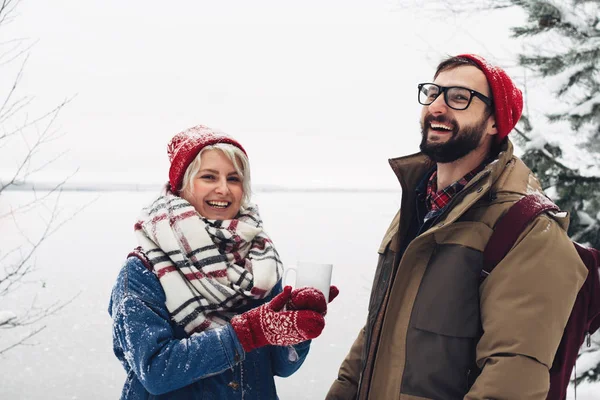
xmin=508 ymin=0 xmax=600 ymax=249
xmin=499 ymin=0 xmax=600 ymax=387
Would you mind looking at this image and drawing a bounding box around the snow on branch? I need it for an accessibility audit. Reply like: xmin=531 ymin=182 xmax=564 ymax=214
xmin=569 ymin=93 xmax=600 ymax=117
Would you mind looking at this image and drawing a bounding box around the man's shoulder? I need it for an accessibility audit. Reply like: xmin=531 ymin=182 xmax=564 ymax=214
xmin=492 ymin=155 xmax=543 ymax=196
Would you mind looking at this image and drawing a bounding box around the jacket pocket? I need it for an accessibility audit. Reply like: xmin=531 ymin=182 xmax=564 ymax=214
xmin=402 ymin=244 xmax=482 ymax=399
xmin=412 ymin=244 xmax=482 ymax=337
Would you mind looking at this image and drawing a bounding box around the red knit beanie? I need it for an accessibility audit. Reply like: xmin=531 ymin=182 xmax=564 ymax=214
xmin=456 ymin=54 xmax=523 ymax=142
xmin=167 ymin=125 xmax=247 ymax=193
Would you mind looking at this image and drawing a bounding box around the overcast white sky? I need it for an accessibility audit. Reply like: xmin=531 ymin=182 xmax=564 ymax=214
xmin=1 ymin=0 xmax=526 ymax=189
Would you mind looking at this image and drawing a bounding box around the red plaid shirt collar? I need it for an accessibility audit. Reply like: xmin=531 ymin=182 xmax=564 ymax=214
xmin=426 ymin=163 xmax=486 ymax=212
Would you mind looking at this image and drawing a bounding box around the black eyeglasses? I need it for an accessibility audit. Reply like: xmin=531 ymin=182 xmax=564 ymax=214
xmin=418 ymin=83 xmax=493 ymax=110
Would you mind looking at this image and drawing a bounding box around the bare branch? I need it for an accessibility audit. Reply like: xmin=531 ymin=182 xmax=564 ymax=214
xmin=0 ymin=179 xmax=93 ymax=297
xmin=0 ymin=97 xmax=72 ymax=195
xmin=0 ymin=325 xmax=46 ymax=356
xmin=393 ymin=0 xmax=516 ymax=15
xmin=0 ymin=37 xmax=35 ymax=68
xmin=1 ymin=292 xmax=80 ymax=329
xmin=0 ymin=97 xmax=71 ymax=143
xmin=0 ymin=53 xmax=28 ymax=123
xmin=0 ymin=292 xmax=80 ymax=356
xmin=0 ymin=212 xmax=54 ymax=296
xmin=0 ymin=0 xmax=79 ymax=357
xmin=0 ymin=0 xmax=20 ymax=28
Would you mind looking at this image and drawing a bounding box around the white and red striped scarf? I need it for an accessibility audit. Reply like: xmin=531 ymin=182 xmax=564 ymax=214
xmin=134 ymin=186 xmax=282 ymax=336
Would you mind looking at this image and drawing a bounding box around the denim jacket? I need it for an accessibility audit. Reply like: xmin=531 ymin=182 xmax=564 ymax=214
xmin=109 ymin=257 xmax=311 ymax=399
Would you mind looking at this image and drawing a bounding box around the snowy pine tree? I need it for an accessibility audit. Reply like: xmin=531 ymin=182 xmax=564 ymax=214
xmin=509 ymin=0 xmax=600 ymax=248
xmin=506 ymin=0 xmax=600 ymax=387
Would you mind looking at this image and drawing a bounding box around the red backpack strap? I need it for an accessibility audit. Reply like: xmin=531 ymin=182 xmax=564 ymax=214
xmin=577 ymin=243 xmax=600 ymax=334
xmin=482 ymin=193 xmax=560 ymax=279
xmin=127 ymin=246 xmax=154 ymax=272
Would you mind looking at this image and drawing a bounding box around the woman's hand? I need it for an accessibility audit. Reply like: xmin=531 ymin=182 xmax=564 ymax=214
xmin=288 ymin=286 xmax=339 ymax=316
xmin=230 ymin=286 xmax=325 ymax=352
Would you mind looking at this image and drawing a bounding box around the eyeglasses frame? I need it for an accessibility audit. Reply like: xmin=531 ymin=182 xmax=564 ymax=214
xmin=417 ymin=82 xmax=493 ymax=111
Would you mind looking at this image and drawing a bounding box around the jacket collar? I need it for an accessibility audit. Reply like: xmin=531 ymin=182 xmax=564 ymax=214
xmin=388 ymin=139 xmax=517 ymax=229
xmin=388 ymin=140 xmax=514 ymax=193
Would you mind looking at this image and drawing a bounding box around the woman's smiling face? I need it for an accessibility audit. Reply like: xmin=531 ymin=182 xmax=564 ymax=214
xmin=181 ymin=149 xmax=243 ymax=220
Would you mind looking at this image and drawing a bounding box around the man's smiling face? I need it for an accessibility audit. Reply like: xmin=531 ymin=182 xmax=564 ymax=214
xmin=419 ymin=65 xmax=495 ymax=163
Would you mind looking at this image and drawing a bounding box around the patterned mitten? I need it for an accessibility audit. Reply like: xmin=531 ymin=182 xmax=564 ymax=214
xmin=230 ymin=286 xmax=325 ymax=353
xmin=288 ymin=286 xmax=340 ymax=316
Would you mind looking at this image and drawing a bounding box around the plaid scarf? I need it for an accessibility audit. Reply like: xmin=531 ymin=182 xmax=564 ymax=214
xmin=134 ymin=185 xmax=283 ymax=336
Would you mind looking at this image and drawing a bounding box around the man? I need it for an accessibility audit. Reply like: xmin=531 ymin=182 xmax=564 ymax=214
xmin=326 ymin=54 xmax=588 ymax=399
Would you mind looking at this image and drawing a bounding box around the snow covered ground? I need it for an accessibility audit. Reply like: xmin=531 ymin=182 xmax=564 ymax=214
xmin=0 ymin=189 xmax=598 ymax=399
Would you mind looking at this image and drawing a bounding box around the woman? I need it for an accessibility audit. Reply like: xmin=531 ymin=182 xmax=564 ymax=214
xmin=109 ymin=125 xmax=337 ymax=399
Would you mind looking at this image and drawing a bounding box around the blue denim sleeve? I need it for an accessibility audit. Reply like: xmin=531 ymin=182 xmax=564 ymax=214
xmin=110 ymin=258 xmax=246 ymax=395
xmin=269 ymin=341 xmax=311 ymax=377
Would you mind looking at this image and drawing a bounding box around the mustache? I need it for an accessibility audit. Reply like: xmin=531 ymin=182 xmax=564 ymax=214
xmin=424 ymin=114 xmax=457 ymax=129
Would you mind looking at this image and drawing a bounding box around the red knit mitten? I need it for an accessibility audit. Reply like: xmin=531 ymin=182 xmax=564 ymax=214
xmin=288 ymin=286 xmax=340 ymax=316
xmin=230 ymin=286 xmax=325 ymax=353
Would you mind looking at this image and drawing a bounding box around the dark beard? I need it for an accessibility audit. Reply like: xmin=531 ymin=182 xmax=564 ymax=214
xmin=419 ymin=114 xmax=488 ymax=163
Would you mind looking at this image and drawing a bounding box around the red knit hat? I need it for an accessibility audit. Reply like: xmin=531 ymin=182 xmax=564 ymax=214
xmin=167 ymin=125 xmax=247 ymax=193
xmin=456 ymin=54 xmax=523 ymax=142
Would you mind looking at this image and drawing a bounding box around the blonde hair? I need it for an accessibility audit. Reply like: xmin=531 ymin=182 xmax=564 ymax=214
xmin=180 ymin=143 xmax=252 ymax=207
